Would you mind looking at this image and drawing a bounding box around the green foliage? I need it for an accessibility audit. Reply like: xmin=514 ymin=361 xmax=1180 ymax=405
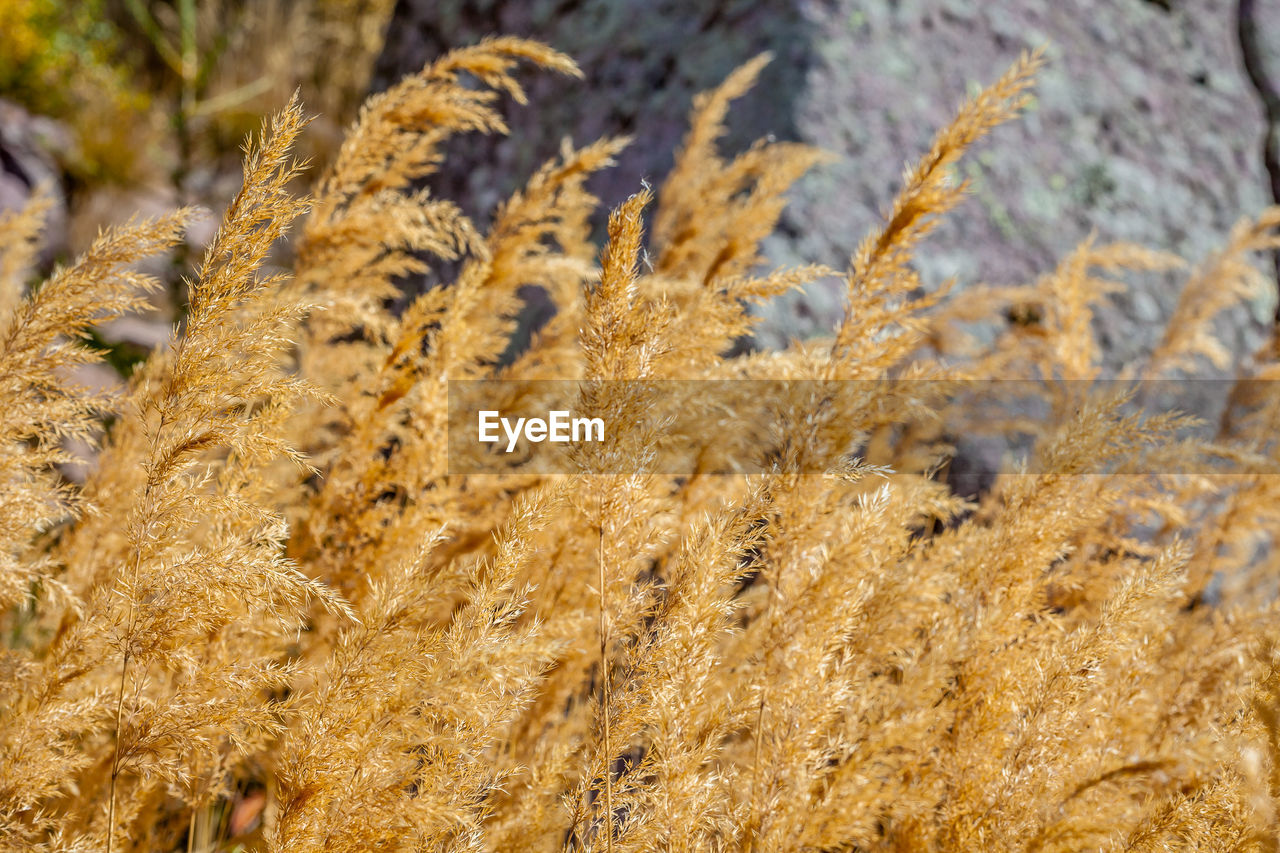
xmin=0 ymin=0 xmax=151 ymax=180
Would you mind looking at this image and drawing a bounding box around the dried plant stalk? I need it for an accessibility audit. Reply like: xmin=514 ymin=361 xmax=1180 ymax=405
xmin=2 ymin=36 xmax=1280 ymax=853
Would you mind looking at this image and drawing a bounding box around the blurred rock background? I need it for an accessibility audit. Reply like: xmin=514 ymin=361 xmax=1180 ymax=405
xmin=375 ymin=0 xmax=1280 ymax=373
xmin=4 ymin=0 xmax=1280 ymax=376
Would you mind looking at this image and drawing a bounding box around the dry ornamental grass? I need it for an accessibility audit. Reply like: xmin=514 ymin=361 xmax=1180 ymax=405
xmin=4 ymin=36 xmax=1280 ymax=853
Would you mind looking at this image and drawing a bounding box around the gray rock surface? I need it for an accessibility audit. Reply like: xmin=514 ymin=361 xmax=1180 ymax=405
xmin=373 ymin=0 xmax=1280 ymax=374
xmin=0 ymin=99 xmax=71 ymax=266
xmin=372 ymin=0 xmax=812 ymax=227
xmin=765 ymin=0 xmax=1276 ymax=373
